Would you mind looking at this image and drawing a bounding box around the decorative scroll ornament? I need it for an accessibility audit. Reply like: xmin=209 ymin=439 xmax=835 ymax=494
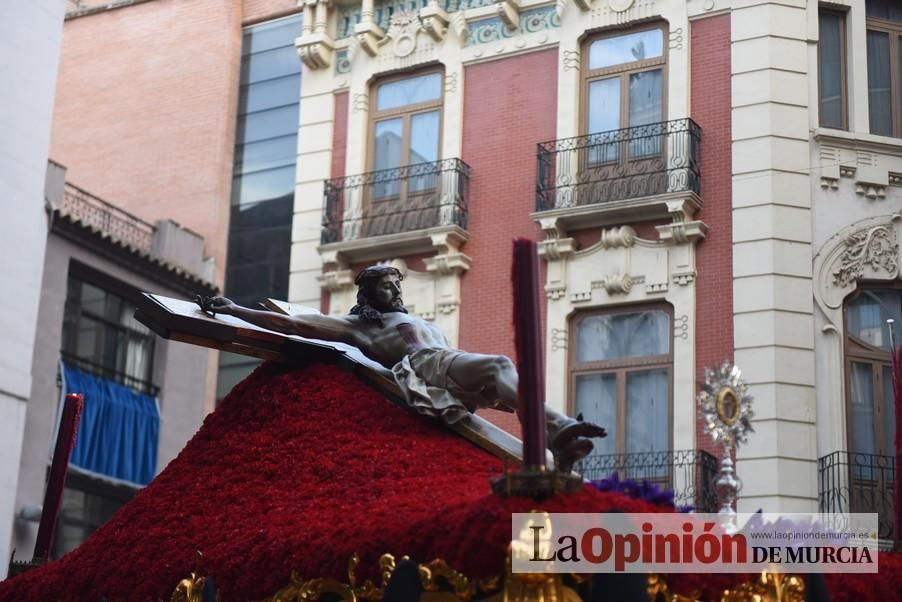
xmin=832 ymin=224 xmax=899 ymax=288
xmin=170 ymin=572 xmax=212 ymax=602
xmin=697 ymin=361 xmax=754 ymax=447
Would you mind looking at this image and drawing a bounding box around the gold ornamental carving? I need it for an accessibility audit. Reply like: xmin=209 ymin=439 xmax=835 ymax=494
xmin=719 ymin=571 xmax=806 ymax=602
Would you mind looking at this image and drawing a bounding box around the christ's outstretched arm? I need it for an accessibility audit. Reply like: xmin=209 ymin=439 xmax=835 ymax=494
xmin=206 ymin=297 xmax=360 ymax=347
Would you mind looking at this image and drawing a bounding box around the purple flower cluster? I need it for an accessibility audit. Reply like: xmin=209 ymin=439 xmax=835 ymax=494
xmin=588 ymin=471 xmax=688 ymax=511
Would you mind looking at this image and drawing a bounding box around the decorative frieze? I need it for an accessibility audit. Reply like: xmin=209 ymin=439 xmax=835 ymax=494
xmin=832 ymin=223 xmax=899 ymax=288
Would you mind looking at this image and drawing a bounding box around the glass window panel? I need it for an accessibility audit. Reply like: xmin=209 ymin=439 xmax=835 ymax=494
xmin=589 ymin=29 xmax=664 ymax=70
xmin=628 ymin=70 xmax=663 ymax=157
xmin=850 ymin=362 xmax=877 ymax=457
xmin=231 ymin=165 xmax=296 ymax=206
xmin=866 ymin=0 xmax=902 ymax=21
xmin=242 ymin=16 xmax=302 ymax=56
xmin=376 ymin=73 xmax=442 ymax=111
xmin=848 ymin=290 xmax=902 ymax=350
xmin=576 ymin=310 xmax=670 ymax=362
xmin=626 ymin=368 xmax=669 ymax=478
xmin=409 ymin=110 xmax=439 ymax=193
xmin=373 ymin=118 xmax=403 ymax=199
xmin=235 ymin=135 xmax=297 ymax=174
xmin=819 ymin=13 xmax=845 ymax=129
xmin=241 ymin=75 xmax=300 ymax=114
xmin=883 ymin=365 xmax=895 ymax=457
xmin=867 ymin=30 xmax=893 ymax=136
xmin=237 ymin=105 xmax=299 ymax=144
xmin=80 ymin=283 xmax=106 ymax=317
xmin=574 ymin=373 xmax=617 ymax=456
xmin=75 ymin=316 xmax=100 ymax=361
xmin=588 ymin=77 xmax=621 ymax=163
xmin=241 ymin=46 xmax=300 ymax=85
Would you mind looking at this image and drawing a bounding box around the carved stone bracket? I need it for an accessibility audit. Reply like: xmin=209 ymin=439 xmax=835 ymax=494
xmin=420 ymin=1 xmax=450 ymax=42
xmin=318 ymin=269 xmax=354 ymax=293
xmin=496 ymin=0 xmax=521 ymax=29
xmin=600 ymin=225 xmax=636 ymax=249
xmin=297 ymin=32 xmax=336 ymax=69
xmin=354 ymin=21 xmax=384 ymax=57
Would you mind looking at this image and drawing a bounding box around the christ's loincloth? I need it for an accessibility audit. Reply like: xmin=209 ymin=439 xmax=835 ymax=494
xmin=391 ymin=348 xmax=502 ymax=424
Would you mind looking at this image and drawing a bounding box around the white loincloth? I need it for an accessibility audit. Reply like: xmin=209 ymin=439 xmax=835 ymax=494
xmin=391 ymin=348 xmax=495 ymax=424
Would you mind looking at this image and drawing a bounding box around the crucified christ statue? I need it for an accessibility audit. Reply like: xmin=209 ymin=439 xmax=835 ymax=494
xmin=204 ymin=265 xmax=606 ymax=472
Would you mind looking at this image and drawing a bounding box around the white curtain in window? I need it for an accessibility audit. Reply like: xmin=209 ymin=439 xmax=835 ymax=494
xmin=625 ymin=368 xmax=668 ymax=454
xmin=575 ymin=373 xmax=617 ymax=456
xmin=576 ymin=310 xmax=670 ymax=362
xmin=850 ymin=362 xmax=876 ymax=456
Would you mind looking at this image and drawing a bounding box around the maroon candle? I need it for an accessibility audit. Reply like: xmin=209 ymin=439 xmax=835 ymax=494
xmin=33 ymin=393 xmax=84 ymax=561
xmin=512 ymin=238 xmax=546 ymax=468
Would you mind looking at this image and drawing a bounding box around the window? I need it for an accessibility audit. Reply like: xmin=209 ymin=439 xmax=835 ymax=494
xmin=844 ymin=288 xmax=900 ymax=461
xmin=583 ymin=25 xmax=666 ymax=161
xmin=222 ymin=14 xmax=302 ymax=400
xmin=61 ymin=269 xmax=156 ymax=394
xmin=370 ymin=70 xmax=443 ymax=200
xmin=570 ymin=307 xmax=672 ymax=459
xmin=52 ymin=472 xmax=135 ymax=559
xmin=866 ymin=0 xmax=902 ymax=137
xmin=819 ymin=9 xmax=847 ymax=129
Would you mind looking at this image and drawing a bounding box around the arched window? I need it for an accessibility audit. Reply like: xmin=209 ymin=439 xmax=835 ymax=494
xmin=569 ymin=305 xmax=672 ymax=457
xmin=844 ymin=287 xmax=901 ymax=459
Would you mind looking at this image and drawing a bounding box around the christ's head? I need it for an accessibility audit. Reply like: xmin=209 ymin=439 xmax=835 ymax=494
xmin=349 ymin=265 xmax=407 ymax=324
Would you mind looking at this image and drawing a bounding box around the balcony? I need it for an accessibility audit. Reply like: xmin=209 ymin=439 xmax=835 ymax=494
xmin=534 ymin=119 xmax=702 ymax=230
xmin=819 ymin=451 xmax=896 ymax=543
xmin=576 ymin=449 xmax=719 ymax=512
xmin=60 ymin=182 xmax=156 ymax=254
xmin=320 ymin=158 xmax=470 ymax=264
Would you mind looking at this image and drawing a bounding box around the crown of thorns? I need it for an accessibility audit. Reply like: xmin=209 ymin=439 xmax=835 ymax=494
xmin=354 ymin=265 xmax=403 ymax=286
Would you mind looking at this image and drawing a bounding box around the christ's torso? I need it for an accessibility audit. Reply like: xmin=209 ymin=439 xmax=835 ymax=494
xmin=353 ymin=312 xmax=450 ymax=369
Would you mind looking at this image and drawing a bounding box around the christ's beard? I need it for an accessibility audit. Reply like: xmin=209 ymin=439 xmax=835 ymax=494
xmin=376 ymin=298 xmax=407 ymax=314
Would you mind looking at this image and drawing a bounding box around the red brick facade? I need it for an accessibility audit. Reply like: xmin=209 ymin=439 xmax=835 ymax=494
xmin=51 ymin=0 xmax=245 ymax=286
xmin=690 ymin=14 xmax=734 ymax=455
xmin=459 ymin=49 xmax=558 ymax=434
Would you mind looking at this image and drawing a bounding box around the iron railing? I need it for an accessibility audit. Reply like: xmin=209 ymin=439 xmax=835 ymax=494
xmin=576 ymin=449 xmax=719 ymax=512
xmin=322 ymin=158 xmax=470 ymax=244
xmin=819 ymin=451 xmax=896 ymax=542
xmin=536 ymin=118 xmax=702 ymax=212
xmin=61 ymin=352 xmax=160 ymax=397
xmin=60 ymin=183 xmax=156 ymax=253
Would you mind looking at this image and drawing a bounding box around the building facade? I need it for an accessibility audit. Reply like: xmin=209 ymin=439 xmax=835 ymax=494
xmin=15 ymin=0 xmax=901 ymax=562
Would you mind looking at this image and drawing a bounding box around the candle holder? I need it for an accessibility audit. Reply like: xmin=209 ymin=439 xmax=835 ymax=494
xmin=697 ymin=361 xmax=754 ymax=533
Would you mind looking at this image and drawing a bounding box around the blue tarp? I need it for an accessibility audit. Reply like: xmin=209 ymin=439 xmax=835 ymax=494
xmin=62 ymin=363 xmax=160 ymax=486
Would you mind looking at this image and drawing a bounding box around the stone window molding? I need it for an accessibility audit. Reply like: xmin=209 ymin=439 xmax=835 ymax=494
xmin=539 ymin=223 xmax=702 ymax=453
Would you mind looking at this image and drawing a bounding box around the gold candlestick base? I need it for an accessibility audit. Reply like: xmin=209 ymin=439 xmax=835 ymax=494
xmin=491 ymin=467 xmax=583 ymax=500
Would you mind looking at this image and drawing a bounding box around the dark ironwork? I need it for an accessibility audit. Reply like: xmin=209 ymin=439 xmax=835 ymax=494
xmin=819 ymin=450 xmax=896 ymax=542
xmin=322 ymin=158 xmax=470 ymax=244
xmin=60 ymin=183 xmax=156 ymax=253
xmin=536 ymin=118 xmax=702 ymax=212
xmin=61 ymin=352 xmax=160 ymax=397
xmin=576 ymin=449 xmax=718 ymax=511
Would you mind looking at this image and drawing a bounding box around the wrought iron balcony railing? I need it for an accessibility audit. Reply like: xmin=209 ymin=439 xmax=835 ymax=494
xmin=60 ymin=183 xmax=156 ymax=254
xmin=536 ymin=118 xmax=702 ymax=212
xmin=322 ymin=158 xmax=470 ymax=244
xmin=819 ymin=451 xmax=896 ymax=542
xmin=575 ymin=449 xmax=718 ymax=512
xmin=61 ymin=352 xmax=160 ymax=397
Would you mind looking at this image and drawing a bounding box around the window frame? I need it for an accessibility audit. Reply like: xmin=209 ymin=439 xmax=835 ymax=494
xmin=61 ymin=262 xmax=157 ymax=395
xmin=843 ymin=285 xmax=900 ymax=460
xmin=567 ymin=303 xmax=674 ymax=456
xmin=367 ymin=67 xmax=445 ymax=202
xmin=818 ymin=7 xmax=849 ymax=130
xmin=866 ymin=10 xmax=902 ymax=137
xmin=580 ymin=23 xmax=669 ymax=140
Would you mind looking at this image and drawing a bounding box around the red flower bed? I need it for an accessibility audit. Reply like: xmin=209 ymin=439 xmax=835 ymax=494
xmin=3 ymin=361 xmax=899 ymax=601
xmin=0 ymin=362 xmax=669 ymax=601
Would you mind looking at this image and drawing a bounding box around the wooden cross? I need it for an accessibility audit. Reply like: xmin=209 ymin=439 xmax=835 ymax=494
xmin=134 ymin=294 xmax=543 ymax=465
